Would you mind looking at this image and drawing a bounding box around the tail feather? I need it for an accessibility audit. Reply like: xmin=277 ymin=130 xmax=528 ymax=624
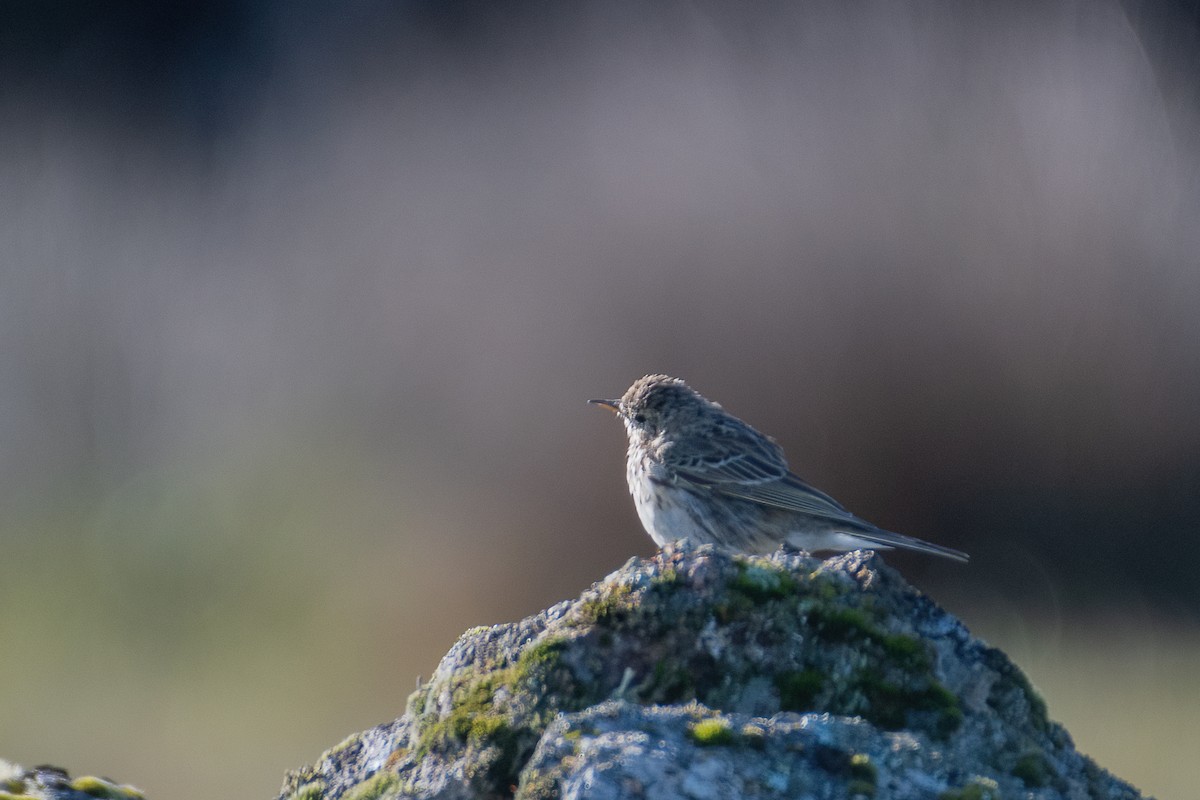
xmin=849 ymin=527 xmax=970 ymax=563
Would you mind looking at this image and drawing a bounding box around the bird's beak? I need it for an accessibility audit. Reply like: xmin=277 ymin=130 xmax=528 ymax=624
xmin=588 ymin=398 xmax=622 ymax=415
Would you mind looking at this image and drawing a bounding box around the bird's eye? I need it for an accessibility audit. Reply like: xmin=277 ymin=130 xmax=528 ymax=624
xmin=633 ymin=413 xmax=646 ymax=424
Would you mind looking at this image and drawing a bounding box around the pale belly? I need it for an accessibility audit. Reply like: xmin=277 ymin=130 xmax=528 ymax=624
xmin=632 ymin=480 xmax=705 ymax=547
xmin=627 ymin=461 xmax=699 ymax=546
xmin=625 ymin=455 xmax=885 ymax=555
xmin=626 ymin=464 xmax=772 ymax=551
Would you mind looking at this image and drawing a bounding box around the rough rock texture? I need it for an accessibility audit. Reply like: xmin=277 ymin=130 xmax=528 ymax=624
xmin=0 ymin=761 xmax=146 ymax=800
xmin=277 ymin=541 xmax=1148 ymax=800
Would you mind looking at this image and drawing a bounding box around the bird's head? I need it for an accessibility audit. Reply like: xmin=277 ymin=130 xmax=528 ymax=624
xmin=590 ymin=374 xmax=714 ymax=443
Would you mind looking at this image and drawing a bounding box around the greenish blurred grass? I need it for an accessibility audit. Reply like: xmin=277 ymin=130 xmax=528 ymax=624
xmin=0 ymin=451 xmax=1194 ymax=800
xmin=970 ymin=616 xmax=1198 ymax=800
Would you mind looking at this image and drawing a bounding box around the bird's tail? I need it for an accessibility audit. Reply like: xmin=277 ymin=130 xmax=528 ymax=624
xmin=848 ymin=526 xmax=970 ymax=563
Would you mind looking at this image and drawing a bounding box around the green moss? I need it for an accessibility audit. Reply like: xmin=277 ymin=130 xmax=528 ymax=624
xmin=807 ymin=574 xmax=844 ymax=601
xmin=465 ymin=721 xmax=522 ymax=786
xmin=984 ymin=648 xmax=1049 ymax=733
xmin=1012 ymin=753 xmax=1050 ymax=787
xmin=775 ymin=669 xmax=825 ymax=711
xmin=327 ymin=732 xmax=362 ymax=758
xmin=286 ymin=781 xmax=326 ymax=800
xmin=644 ymin=658 xmax=695 ymax=704
xmin=938 ymin=777 xmax=1002 ymax=800
xmin=847 ymin=751 xmax=878 ymax=797
xmin=0 ymin=792 xmax=28 ymax=800
xmin=926 ymin=683 xmax=965 ymax=737
xmin=731 ymin=562 xmax=795 ymax=601
xmin=342 ymin=771 xmax=400 ymax=800
xmin=516 ymin=765 xmax=562 ymax=800
xmin=412 ymin=633 xmax=586 ymax=796
xmin=689 ymin=717 xmax=735 ymax=746
xmin=807 ymin=606 xmax=879 ymax=642
xmin=712 ymin=593 xmax=754 ymax=623
xmin=416 ymin=668 xmax=501 ymax=755
xmin=854 ymin=674 xmax=908 ymax=729
xmin=883 ymin=633 xmax=926 ymax=662
xmin=406 ymin=686 xmax=428 ymax=717
xmin=517 ymin=636 xmax=569 ymax=672
xmin=467 ymin=713 xmax=513 ymax=742
xmin=849 ymin=753 xmax=877 ymax=784
xmin=69 ymin=777 xmax=145 ymax=800
xmin=1017 ymin=676 xmax=1049 ymax=730
xmin=651 ymin=567 xmax=682 ymax=588
xmin=417 ymin=635 xmax=574 ymax=751
xmin=847 ymin=779 xmax=877 ymax=798
xmin=852 ymin=670 xmax=962 ymax=738
xmin=805 ymin=607 xmax=931 ymax=670
xmin=576 ymin=584 xmax=635 ymax=625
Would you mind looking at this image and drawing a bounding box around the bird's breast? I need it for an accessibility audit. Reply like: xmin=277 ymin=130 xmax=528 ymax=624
xmin=625 ymin=451 xmax=703 ymax=547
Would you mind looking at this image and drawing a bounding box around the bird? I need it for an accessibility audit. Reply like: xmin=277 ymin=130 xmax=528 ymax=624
xmin=590 ymin=374 xmax=968 ymax=562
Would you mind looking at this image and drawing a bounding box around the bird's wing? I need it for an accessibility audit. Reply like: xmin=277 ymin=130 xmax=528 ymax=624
xmin=664 ymin=424 xmax=857 ymax=523
xmin=663 ymin=421 xmax=971 ymax=562
xmin=717 ymin=471 xmax=860 ymax=521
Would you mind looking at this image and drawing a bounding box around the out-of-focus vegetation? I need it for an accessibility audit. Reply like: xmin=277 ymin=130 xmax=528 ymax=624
xmin=2 ymin=473 xmax=1196 ymax=800
xmin=1 ymin=2 xmax=1198 ymax=799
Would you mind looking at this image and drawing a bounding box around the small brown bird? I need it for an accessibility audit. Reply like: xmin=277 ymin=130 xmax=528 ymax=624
xmin=591 ymin=375 xmax=968 ymax=562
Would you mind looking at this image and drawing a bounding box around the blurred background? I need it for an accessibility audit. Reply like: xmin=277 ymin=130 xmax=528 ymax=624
xmin=2 ymin=1 xmax=1198 ymax=797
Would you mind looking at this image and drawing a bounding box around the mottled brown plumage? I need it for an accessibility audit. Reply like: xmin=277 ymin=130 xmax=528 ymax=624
xmin=591 ymin=375 xmax=968 ymax=562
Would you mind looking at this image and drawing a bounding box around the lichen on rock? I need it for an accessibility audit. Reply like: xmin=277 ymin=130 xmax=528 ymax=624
xmin=276 ymin=540 xmax=1148 ymax=800
xmin=0 ymin=762 xmax=145 ymax=800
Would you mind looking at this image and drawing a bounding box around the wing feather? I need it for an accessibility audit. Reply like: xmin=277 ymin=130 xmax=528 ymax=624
xmin=658 ymin=417 xmax=970 ymax=562
xmin=662 ymin=424 xmax=860 ymax=525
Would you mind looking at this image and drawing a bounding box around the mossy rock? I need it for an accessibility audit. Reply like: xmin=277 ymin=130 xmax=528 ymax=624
xmin=276 ymin=541 xmax=1148 ymax=800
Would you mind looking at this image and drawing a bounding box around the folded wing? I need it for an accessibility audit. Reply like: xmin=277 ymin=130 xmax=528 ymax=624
xmin=664 ymin=424 xmax=969 ymax=562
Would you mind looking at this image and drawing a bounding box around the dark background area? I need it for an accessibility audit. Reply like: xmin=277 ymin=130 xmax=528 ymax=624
xmin=2 ymin=2 xmax=1198 ymax=798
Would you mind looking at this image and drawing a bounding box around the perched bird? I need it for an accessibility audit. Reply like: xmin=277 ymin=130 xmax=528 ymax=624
xmin=590 ymin=374 xmax=968 ymax=562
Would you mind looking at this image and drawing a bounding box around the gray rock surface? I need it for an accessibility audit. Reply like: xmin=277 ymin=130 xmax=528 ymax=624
xmin=277 ymin=541 xmax=1149 ymax=800
xmin=0 ymin=760 xmax=146 ymax=800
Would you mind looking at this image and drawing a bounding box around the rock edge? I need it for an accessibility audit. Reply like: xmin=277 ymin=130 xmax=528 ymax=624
xmin=277 ymin=541 xmax=1148 ymax=800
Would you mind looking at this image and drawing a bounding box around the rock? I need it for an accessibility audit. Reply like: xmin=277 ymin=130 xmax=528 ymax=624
xmin=0 ymin=760 xmax=146 ymax=800
xmin=276 ymin=541 xmax=1148 ymax=800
